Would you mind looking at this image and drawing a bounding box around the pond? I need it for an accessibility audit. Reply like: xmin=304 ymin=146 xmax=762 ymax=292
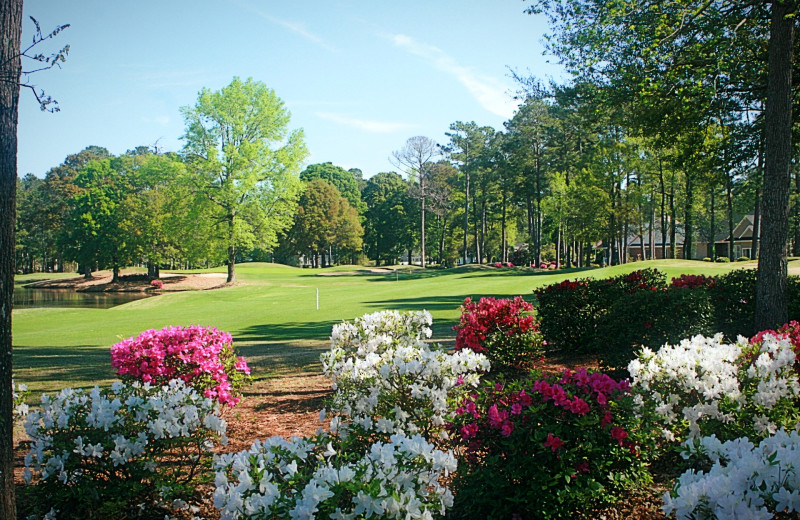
xmin=13 ymin=287 xmax=154 ymax=309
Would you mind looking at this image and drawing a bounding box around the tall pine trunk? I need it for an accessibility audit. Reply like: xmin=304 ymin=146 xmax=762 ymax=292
xmin=226 ymin=212 xmax=236 ymax=283
xmin=756 ymin=0 xmax=795 ymax=330
xmin=684 ymin=174 xmax=695 ymax=260
xmin=0 ymin=2 xmax=22 ymax=517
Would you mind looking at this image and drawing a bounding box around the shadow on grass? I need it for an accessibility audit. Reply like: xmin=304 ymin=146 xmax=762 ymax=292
xmin=456 ymin=266 xmax=596 ymax=279
xmin=237 ymin=320 xmax=341 ymax=343
xmin=235 ymin=341 xmax=327 ymax=371
xmin=14 ymin=344 xmax=116 ymax=390
xmin=364 ymin=295 xmax=466 ymax=312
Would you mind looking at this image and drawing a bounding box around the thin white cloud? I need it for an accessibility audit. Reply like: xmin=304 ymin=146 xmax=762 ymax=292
xmin=316 ymin=112 xmax=417 ymax=134
xmin=234 ymin=1 xmax=336 ymax=52
xmin=390 ymin=34 xmax=518 ymax=119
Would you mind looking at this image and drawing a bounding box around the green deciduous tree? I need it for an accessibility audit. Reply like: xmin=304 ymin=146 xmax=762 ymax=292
xmin=284 ymin=179 xmax=363 ymax=267
xmin=363 ymin=172 xmax=414 ymax=266
xmin=300 ymin=162 xmax=366 ymax=214
xmin=181 ymin=77 xmax=307 ymax=283
xmin=62 ymin=159 xmax=132 ymax=282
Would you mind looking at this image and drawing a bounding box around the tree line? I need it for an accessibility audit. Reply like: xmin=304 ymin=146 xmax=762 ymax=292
xmin=15 ymin=80 xmax=800 ymax=280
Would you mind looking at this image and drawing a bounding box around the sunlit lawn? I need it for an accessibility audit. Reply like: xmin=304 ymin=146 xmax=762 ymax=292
xmin=12 ymin=259 xmax=781 ymax=397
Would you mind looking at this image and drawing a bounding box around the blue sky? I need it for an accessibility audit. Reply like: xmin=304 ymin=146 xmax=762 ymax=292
xmin=18 ymin=1 xmax=564 ymax=179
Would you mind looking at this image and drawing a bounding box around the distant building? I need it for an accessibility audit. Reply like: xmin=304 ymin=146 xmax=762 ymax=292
xmin=695 ymin=214 xmax=759 ymax=260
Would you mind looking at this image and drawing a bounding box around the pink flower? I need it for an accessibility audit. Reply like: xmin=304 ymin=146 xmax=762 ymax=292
xmin=500 ymin=420 xmax=514 ymax=437
xmin=110 ymin=325 xmax=248 ymax=407
xmin=511 ymin=403 xmax=523 ymax=415
xmin=611 ymin=426 xmax=628 ymax=445
xmin=544 ymin=433 xmax=564 ymax=452
xmin=460 ymin=422 xmax=479 ymax=440
xmin=235 ymin=356 xmax=250 ymax=375
xmin=567 ymin=397 xmax=590 ymax=416
xmin=488 ymin=404 xmax=509 ymax=428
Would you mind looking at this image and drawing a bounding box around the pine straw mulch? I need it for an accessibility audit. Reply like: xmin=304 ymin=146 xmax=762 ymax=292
xmin=14 ymin=359 xmax=674 ymax=519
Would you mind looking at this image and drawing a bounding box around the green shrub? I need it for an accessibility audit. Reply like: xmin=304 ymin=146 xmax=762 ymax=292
xmin=703 ymin=257 xmax=712 ymax=262
xmin=535 ymin=269 xmax=667 ymax=355
xmin=711 ymin=268 xmax=758 ymax=339
xmin=789 ymin=275 xmax=800 ymax=322
xmin=737 ymin=256 xmax=751 ymax=262
xmin=715 ymin=256 xmax=731 ymax=263
xmin=595 ymin=286 xmax=715 ymax=370
xmin=535 ymin=278 xmax=610 ymax=353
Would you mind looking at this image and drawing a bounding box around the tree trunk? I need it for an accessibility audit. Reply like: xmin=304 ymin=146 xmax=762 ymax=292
xmin=756 ymin=0 xmax=795 ymax=331
xmin=472 ymin=193 xmax=480 ymax=264
xmin=710 ymin=188 xmax=716 ymax=261
xmin=793 ymin=169 xmax=800 ymax=256
xmin=420 ymin=179 xmax=426 ymax=268
xmin=112 ymin=255 xmax=120 ymax=283
xmin=669 ymin=175 xmax=677 ymax=259
xmin=752 ymin=186 xmax=761 ymax=260
xmin=463 ymin=170 xmax=470 ymax=265
xmin=501 ymin=191 xmax=507 ymax=263
xmin=556 ymin=223 xmax=562 ymax=269
xmin=535 ymin=166 xmax=542 ymax=267
xmin=726 ymin=177 xmax=735 ymax=261
xmin=226 ymin=213 xmax=236 ymax=283
xmin=684 ymin=174 xmax=695 ymax=260
xmin=659 ymin=158 xmax=666 ymax=259
xmin=0 ymin=2 xmax=21 ymax=518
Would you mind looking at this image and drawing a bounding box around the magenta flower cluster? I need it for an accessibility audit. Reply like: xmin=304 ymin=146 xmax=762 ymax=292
xmin=111 ymin=325 xmax=250 ymax=406
xmin=452 ymin=367 xmax=635 ymax=456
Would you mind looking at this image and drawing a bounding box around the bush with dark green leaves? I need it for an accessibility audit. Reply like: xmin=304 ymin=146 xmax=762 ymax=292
xmin=535 ymin=269 xmax=667 ymax=354
xmin=710 ymin=268 xmax=758 ymax=339
xmin=595 ymin=286 xmax=715 ymax=370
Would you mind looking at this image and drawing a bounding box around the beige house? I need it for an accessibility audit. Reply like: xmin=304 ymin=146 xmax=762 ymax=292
xmin=695 ymin=215 xmax=759 ymax=260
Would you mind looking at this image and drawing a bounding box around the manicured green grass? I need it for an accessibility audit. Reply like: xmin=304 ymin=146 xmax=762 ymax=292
xmin=12 ymin=259 xmax=790 ymax=396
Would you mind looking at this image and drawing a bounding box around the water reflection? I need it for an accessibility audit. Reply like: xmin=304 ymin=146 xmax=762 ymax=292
xmin=13 ymin=287 xmax=154 ymax=309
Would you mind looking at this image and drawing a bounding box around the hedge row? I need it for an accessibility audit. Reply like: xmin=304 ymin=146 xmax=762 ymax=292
xmin=535 ymin=268 xmax=800 ymax=369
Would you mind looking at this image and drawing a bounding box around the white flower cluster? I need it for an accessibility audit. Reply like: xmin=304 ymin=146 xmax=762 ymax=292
xmin=213 ymin=432 xmax=456 ymax=520
xmin=13 ymin=379 xmax=30 ymax=418
xmin=321 ymin=310 xmax=490 ymax=440
xmin=23 ymin=379 xmax=227 ymax=486
xmin=628 ymin=333 xmax=800 ymax=440
xmin=664 ymin=429 xmax=800 ymax=520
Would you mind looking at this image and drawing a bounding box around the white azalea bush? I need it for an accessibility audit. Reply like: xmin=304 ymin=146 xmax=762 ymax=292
xmin=320 ymin=310 xmax=490 ymax=444
xmin=628 ymin=333 xmax=800 ymax=443
xmin=663 ymin=429 xmax=800 ymax=520
xmin=213 ymin=432 xmax=456 ymax=520
xmin=21 ymin=379 xmax=227 ymax=520
xmin=213 ymin=310 xmax=483 ymax=519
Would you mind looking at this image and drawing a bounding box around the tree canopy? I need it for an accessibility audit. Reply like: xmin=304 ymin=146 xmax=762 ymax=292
xmin=181 ymin=77 xmax=307 ymax=283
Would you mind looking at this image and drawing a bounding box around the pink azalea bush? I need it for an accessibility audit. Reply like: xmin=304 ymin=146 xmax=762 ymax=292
xmin=111 ymin=325 xmax=251 ymax=406
xmin=447 ymin=368 xmax=657 ymax=519
xmin=453 ymin=296 xmax=544 ymax=371
xmin=150 ymin=279 xmax=164 ymax=289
